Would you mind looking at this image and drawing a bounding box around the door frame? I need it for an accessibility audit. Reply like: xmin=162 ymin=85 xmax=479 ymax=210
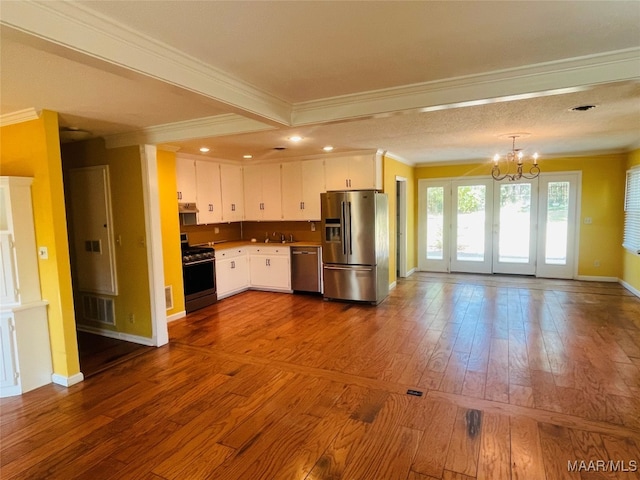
xmin=396 ymin=176 xmax=408 ymax=278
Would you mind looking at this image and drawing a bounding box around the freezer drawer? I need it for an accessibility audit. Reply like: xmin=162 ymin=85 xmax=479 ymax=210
xmin=323 ymin=264 xmax=378 ymax=303
xmin=291 ymin=247 xmax=321 ymax=293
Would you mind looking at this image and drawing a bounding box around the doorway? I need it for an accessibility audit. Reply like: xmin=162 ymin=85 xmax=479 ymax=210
xmin=396 ymin=177 xmax=408 ymax=278
xmin=418 ymin=173 xmax=580 ymax=278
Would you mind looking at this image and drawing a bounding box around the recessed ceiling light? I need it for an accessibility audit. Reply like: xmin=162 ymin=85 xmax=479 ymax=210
xmin=323 ymin=146 xmax=334 ymax=152
xmin=243 ymin=154 xmax=253 ymax=159
xmin=289 ymin=136 xmax=303 ymax=142
xmin=199 ymin=147 xmax=210 ymax=153
xmin=570 ymin=105 xmax=597 ymax=112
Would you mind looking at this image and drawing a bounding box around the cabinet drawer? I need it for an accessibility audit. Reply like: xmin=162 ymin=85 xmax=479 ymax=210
xmin=249 ymin=245 xmax=289 ymax=256
xmin=216 ymin=248 xmax=246 ymax=259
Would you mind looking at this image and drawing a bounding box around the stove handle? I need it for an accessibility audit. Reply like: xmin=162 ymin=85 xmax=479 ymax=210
xmin=183 ymin=258 xmax=216 ymax=267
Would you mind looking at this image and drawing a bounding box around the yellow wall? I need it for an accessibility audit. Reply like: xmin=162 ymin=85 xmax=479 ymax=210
xmin=157 ymin=149 xmax=185 ymax=317
xmin=415 ymin=154 xmax=627 ymax=278
xmin=0 ymin=111 xmax=80 ymax=378
xmin=622 ymin=149 xmax=640 ymax=293
xmin=62 ymin=139 xmax=152 ymax=337
xmin=383 ymin=156 xmax=416 ymax=285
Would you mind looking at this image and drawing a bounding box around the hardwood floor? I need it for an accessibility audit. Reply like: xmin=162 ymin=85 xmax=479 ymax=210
xmin=2 ymin=273 xmax=639 ymax=479
xmin=77 ymin=331 xmax=154 ymax=378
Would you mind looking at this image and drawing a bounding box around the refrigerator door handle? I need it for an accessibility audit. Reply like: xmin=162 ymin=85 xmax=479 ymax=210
xmin=341 ymin=201 xmax=347 ymax=256
xmin=348 ymin=201 xmax=353 ymax=255
xmin=324 ymin=265 xmax=374 ymax=271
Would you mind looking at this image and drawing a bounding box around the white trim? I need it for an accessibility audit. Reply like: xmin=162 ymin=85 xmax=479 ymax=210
xmin=575 ymin=275 xmax=619 ymax=282
xmin=384 ymin=151 xmax=414 ymax=167
xmin=292 ymin=49 xmax=640 ymax=125
xmin=140 ymin=145 xmax=169 ymax=347
xmin=619 ymin=279 xmax=640 ymax=298
xmin=104 ymin=114 xmax=275 ymax=149
xmin=76 ymin=325 xmax=156 ymax=346
xmin=167 ymin=311 xmax=186 ymax=323
xmin=395 ymin=176 xmax=408 ymax=278
xmin=389 ymin=281 xmax=397 ymax=290
xmin=406 ymin=268 xmax=416 ymax=277
xmin=0 ymin=108 xmax=41 ymax=127
xmin=52 ymin=372 xmax=84 ymax=387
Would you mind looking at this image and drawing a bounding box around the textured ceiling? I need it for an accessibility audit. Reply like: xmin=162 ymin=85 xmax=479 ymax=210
xmin=1 ymin=1 xmax=639 ymax=165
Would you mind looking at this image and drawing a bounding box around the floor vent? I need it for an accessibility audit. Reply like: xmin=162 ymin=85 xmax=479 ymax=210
xmin=165 ymin=286 xmax=173 ymax=310
xmin=82 ymin=294 xmax=115 ymax=325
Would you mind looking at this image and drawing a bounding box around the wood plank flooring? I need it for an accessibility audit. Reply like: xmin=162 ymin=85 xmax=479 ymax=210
xmin=2 ymin=273 xmax=639 ymax=479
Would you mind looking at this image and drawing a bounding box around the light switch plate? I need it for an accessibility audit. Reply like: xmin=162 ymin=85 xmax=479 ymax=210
xmin=38 ymin=246 xmax=48 ymax=259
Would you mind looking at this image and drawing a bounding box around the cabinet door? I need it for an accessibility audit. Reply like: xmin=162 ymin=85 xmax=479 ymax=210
xmin=348 ymin=155 xmax=377 ymax=190
xmin=220 ymin=164 xmax=244 ymax=222
xmin=228 ymin=255 xmax=249 ymax=292
xmin=324 ymin=157 xmax=349 ymax=191
xmin=267 ymin=255 xmax=290 ymax=289
xmin=196 ymin=161 xmax=223 ymax=224
xmin=281 ymin=162 xmax=303 ymax=220
xmin=301 ymin=159 xmax=325 ymax=220
xmin=249 ymin=255 xmax=290 ymax=289
xmin=0 ymin=313 xmax=18 ymax=389
xmin=0 ymin=234 xmax=17 ymax=305
xmin=261 ymin=164 xmax=282 ymax=221
xmin=242 ymin=165 xmax=264 ymax=221
xmin=176 ymin=158 xmax=197 ymax=203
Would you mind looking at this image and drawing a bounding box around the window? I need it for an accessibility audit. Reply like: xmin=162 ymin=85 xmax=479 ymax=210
xmin=624 ymin=167 xmax=640 ymax=254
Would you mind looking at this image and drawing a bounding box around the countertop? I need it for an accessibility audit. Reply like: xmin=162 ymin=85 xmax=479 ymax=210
xmin=201 ymin=240 xmax=321 ymax=250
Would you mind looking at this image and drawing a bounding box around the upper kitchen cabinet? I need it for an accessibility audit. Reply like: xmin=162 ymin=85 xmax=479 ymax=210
xmin=175 ymin=157 xmax=197 ymax=203
xmin=219 ymin=164 xmax=244 ymax=222
xmin=195 ymin=161 xmax=223 ymax=224
xmin=243 ymin=164 xmax=282 ymax=221
xmin=281 ymin=160 xmax=325 ymax=221
xmin=324 ymin=152 xmax=383 ymax=191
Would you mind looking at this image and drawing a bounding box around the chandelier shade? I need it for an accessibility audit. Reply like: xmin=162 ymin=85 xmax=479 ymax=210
xmin=491 ymin=135 xmax=540 ymax=181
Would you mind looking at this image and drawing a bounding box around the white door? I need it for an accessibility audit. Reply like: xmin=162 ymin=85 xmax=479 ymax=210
xmin=493 ymin=179 xmax=538 ymax=275
xmin=536 ymin=173 xmax=579 ymax=278
xmin=450 ymin=179 xmax=493 ymax=274
xmin=419 ymin=180 xmax=451 ymax=272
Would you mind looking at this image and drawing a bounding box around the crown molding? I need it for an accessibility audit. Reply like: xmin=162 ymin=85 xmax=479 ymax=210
xmin=291 ymin=48 xmax=640 ymax=126
xmin=0 ymin=1 xmax=291 ymax=126
xmin=0 ymin=108 xmax=41 ymax=127
xmin=381 ymin=151 xmax=414 ymax=167
xmin=104 ymin=114 xmax=275 ymax=149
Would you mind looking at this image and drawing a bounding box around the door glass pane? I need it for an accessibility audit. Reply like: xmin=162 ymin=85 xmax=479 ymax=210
xmin=426 ymin=186 xmax=444 ymax=260
xmin=456 ymin=185 xmax=486 ymax=262
xmin=545 ymin=181 xmax=570 ymax=265
xmin=498 ymin=183 xmax=531 ymax=263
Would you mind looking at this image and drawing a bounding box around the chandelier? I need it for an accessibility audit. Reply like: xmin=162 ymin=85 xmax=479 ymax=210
xmin=491 ymin=135 xmax=540 ymax=181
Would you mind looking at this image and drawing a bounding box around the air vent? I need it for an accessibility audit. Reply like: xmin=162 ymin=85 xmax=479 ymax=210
xmin=570 ymin=105 xmax=597 ymax=112
xmin=82 ymin=294 xmax=115 ymax=325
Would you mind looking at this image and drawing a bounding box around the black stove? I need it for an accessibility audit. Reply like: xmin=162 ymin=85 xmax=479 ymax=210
xmin=180 ymin=234 xmax=217 ymax=312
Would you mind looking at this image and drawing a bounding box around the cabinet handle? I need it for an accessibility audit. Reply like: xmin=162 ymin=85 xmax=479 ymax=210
xmin=177 ymin=191 xmax=182 ymax=200
xmin=345 ymin=179 xmax=349 ymax=188
xmin=231 ymin=203 xmax=236 ymax=211
xmin=209 ymin=204 xmax=213 ymax=212
xmin=266 ymin=258 xmax=270 ymax=267
xmin=231 ymin=260 xmax=235 ymax=269
xmin=300 ymin=201 xmax=303 ymax=210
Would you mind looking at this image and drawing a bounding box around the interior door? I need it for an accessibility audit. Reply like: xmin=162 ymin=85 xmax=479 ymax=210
xmin=493 ymin=179 xmax=538 ymax=275
xmin=450 ymin=179 xmax=493 ymax=273
xmin=536 ymin=173 xmax=579 ymax=278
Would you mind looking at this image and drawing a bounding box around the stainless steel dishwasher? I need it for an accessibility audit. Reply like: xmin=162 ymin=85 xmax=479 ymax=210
xmin=291 ymin=246 xmax=321 ymax=293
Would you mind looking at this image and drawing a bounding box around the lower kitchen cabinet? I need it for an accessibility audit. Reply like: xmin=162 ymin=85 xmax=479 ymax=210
xmin=216 ymin=248 xmax=249 ymax=299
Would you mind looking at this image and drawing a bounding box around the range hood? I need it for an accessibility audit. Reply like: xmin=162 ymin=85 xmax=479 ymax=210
xmin=178 ymin=203 xmax=199 ymax=214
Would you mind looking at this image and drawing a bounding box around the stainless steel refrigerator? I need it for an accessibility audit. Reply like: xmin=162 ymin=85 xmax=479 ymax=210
xmin=321 ymin=190 xmax=389 ymax=304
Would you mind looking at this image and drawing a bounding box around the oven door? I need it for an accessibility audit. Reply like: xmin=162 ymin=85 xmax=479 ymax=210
xmin=183 ymin=259 xmax=216 ymax=297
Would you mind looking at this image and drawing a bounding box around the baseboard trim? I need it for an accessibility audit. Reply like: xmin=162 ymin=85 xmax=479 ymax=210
xmin=406 ymin=268 xmax=416 ymax=277
xmin=575 ymin=275 xmax=619 ymax=282
xmin=389 ymin=281 xmax=397 ymax=290
xmin=76 ymin=325 xmax=155 ymax=346
xmin=619 ymin=279 xmax=640 ymax=298
xmin=167 ymin=310 xmax=186 ymax=323
xmin=52 ymin=372 xmax=84 ymax=387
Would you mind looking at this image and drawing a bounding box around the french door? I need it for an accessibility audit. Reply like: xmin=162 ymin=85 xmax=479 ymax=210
xmin=419 ymin=173 xmax=579 ymax=278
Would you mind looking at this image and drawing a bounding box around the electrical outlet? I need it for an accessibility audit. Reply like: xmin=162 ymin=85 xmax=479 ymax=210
xmin=38 ymin=246 xmax=48 ymax=259
xmin=310 ymin=222 xmax=316 ymax=232
xmin=128 ymin=313 xmax=135 ymax=323
xmin=214 ymin=227 xmax=220 ymax=234
xmin=584 ymin=217 xmax=593 ymax=225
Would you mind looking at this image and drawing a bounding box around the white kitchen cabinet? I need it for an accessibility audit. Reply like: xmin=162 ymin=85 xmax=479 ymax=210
xmin=220 ymin=164 xmax=245 ymax=222
xmin=176 ymin=157 xmax=197 ymax=203
xmin=243 ymin=164 xmax=282 ymax=221
xmin=196 ymin=161 xmax=223 ymax=224
xmin=0 ymin=177 xmax=52 ymax=397
xmin=248 ymin=246 xmax=291 ymax=291
xmin=281 ymin=160 xmax=324 ymax=221
xmin=216 ymin=248 xmax=249 ymax=299
xmin=324 ymin=153 xmax=382 ymax=191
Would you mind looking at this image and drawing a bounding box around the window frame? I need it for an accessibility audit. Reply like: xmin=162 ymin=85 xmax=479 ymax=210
xmin=623 ymin=166 xmax=640 ymax=255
